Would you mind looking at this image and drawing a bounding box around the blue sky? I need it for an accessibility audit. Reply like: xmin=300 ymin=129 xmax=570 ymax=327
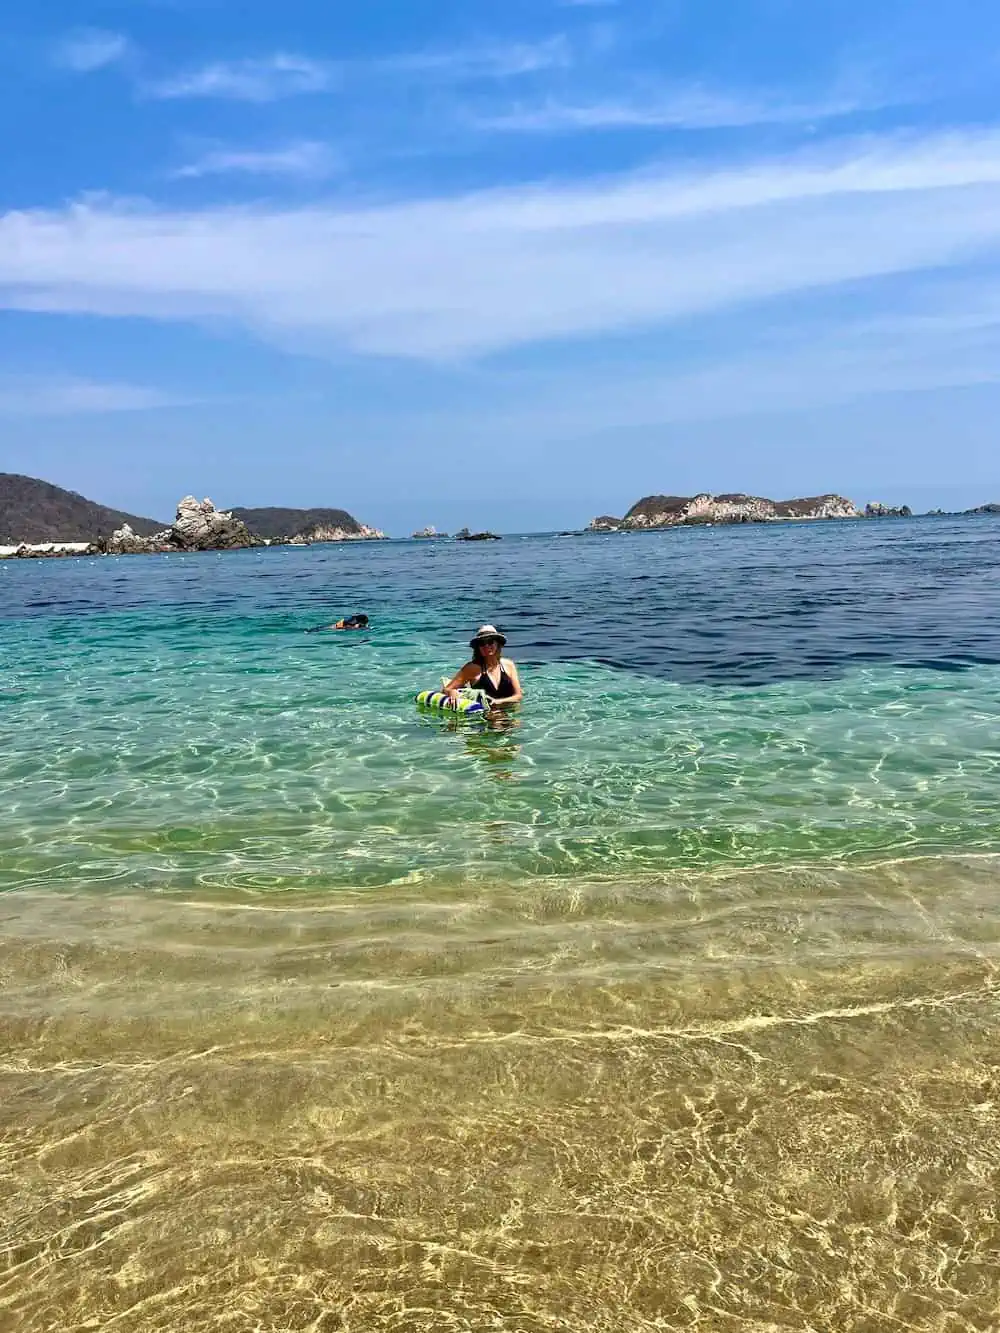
xmin=3 ymin=0 xmax=1000 ymax=531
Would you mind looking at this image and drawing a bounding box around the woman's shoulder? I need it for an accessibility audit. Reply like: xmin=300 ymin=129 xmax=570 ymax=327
xmin=501 ymin=656 xmax=517 ymax=670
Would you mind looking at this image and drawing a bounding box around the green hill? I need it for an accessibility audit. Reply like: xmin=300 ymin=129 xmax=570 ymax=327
xmin=0 ymin=474 xmax=165 ymax=544
xmin=230 ymin=507 xmax=364 ymax=539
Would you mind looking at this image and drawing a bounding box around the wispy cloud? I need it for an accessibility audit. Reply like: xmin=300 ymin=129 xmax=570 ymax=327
xmin=144 ymin=36 xmax=567 ymax=102
xmin=5 ymin=129 xmax=1000 ymax=362
xmin=172 ymin=141 xmax=338 ymax=180
xmin=0 ymin=377 xmax=187 ymax=416
xmin=478 ymin=87 xmax=884 ymax=133
xmin=53 ymin=29 xmax=132 ymax=74
xmin=147 ymin=53 xmax=333 ymax=102
xmin=374 ymin=36 xmax=572 ymax=80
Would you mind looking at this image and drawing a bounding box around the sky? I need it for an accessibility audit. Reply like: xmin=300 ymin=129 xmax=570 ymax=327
xmin=3 ymin=0 xmax=1000 ymax=532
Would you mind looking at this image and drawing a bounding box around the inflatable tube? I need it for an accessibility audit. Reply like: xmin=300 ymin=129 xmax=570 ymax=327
xmin=416 ymin=689 xmax=488 ymax=716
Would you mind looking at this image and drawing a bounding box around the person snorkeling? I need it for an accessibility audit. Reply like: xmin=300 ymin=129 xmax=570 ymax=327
xmin=443 ymin=625 xmax=523 ymax=708
xmin=307 ymin=613 xmax=370 ymax=632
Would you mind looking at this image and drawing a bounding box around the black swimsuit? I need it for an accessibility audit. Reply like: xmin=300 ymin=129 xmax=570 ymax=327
xmin=475 ymin=662 xmax=516 ymax=699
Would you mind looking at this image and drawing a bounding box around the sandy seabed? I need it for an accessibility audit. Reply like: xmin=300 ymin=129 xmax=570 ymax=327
xmin=2 ymin=857 xmax=999 ymax=1332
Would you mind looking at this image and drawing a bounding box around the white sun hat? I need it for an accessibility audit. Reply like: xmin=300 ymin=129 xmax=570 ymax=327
xmin=469 ymin=624 xmax=506 ymax=647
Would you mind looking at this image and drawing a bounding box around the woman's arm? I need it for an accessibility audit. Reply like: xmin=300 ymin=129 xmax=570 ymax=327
xmin=443 ymin=662 xmax=479 ymax=697
xmin=491 ymin=659 xmax=523 ymax=707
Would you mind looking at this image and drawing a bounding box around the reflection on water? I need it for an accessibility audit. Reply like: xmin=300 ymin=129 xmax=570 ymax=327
xmin=463 ymin=713 xmax=523 ymax=781
xmin=417 ymin=710 xmax=523 ymax=780
xmin=3 ymin=856 xmax=999 ymax=1331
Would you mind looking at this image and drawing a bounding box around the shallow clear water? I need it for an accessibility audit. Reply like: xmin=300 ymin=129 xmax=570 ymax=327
xmin=3 ymin=520 xmax=1000 ymax=895
xmin=2 ymin=520 xmax=1000 ymax=1330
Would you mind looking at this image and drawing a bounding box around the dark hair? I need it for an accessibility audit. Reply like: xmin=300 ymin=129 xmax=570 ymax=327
xmin=349 ymin=614 xmax=369 ymax=626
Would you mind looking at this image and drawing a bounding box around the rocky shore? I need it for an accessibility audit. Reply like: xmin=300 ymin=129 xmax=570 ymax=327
xmin=1 ymin=496 xmax=386 ymax=561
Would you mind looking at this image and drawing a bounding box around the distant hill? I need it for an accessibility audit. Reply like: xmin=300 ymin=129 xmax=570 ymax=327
xmin=231 ymin=507 xmax=364 ymax=539
xmin=0 ymin=474 xmax=165 ymax=544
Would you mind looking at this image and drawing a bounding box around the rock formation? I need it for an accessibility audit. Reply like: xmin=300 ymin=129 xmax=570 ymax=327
xmin=456 ymin=527 xmax=501 ymax=541
xmin=98 ymin=524 xmax=170 ymax=556
xmin=589 ymin=493 xmax=861 ymax=531
xmin=966 ymin=503 xmax=1000 ymax=515
xmin=413 ymin=525 xmax=448 ymax=538
xmin=104 ymin=497 xmax=264 ymax=555
xmin=864 ymin=502 xmax=913 ymax=518
xmin=171 ymin=496 xmax=262 ymax=550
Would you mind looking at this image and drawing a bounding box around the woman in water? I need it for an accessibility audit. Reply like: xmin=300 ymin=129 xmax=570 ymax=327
xmin=444 ymin=625 xmax=523 ymax=708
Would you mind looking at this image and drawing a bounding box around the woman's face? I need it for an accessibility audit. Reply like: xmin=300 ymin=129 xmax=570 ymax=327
xmin=480 ymin=637 xmax=501 ymax=659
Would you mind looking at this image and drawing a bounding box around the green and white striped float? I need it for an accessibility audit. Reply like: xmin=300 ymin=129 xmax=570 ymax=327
xmin=415 ymin=689 xmax=489 ymax=715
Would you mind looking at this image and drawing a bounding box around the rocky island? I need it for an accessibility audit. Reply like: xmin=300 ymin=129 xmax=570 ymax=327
xmin=412 ymin=525 xmax=448 ymax=539
xmin=864 ymin=502 xmax=913 ymax=518
xmin=456 ymin=527 xmax=501 ymax=541
xmin=589 ymin=492 xmax=861 ymax=530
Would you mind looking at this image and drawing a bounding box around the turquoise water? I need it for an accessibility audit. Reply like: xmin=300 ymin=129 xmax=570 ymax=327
xmin=2 ymin=521 xmax=1000 ymax=895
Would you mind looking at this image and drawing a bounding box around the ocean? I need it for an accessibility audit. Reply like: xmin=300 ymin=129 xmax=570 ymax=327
xmin=2 ymin=518 xmax=999 ymax=1331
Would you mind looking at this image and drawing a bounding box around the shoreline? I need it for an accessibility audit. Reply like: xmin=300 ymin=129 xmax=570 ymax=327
xmin=0 ymin=534 xmax=387 ymax=561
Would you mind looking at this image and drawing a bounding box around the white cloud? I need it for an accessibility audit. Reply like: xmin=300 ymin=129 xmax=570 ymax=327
xmin=172 ymin=141 xmax=338 ymax=180
xmin=146 ymin=37 xmax=569 ymax=102
xmin=478 ymin=87 xmax=879 ymax=133
xmin=5 ymin=130 xmax=1000 ymax=362
xmin=147 ymin=53 xmax=332 ymax=102
xmin=142 ymin=36 xmax=565 ymax=103
xmin=0 ymin=377 xmax=187 ymax=416
xmin=53 ymin=29 xmax=131 ymax=74
xmin=374 ymin=36 xmax=572 ymax=80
